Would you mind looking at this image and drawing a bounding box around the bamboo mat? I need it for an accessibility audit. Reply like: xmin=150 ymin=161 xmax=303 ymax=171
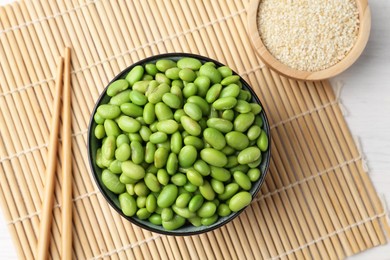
xmin=0 ymin=0 xmax=389 ymax=259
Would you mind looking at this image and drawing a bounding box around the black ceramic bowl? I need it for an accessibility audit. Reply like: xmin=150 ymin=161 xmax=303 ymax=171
xmin=88 ymin=53 xmax=271 ymax=236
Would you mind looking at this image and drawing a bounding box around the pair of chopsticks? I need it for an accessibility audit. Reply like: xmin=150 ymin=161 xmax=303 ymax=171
xmin=36 ymin=47 xmax=73 ymax=260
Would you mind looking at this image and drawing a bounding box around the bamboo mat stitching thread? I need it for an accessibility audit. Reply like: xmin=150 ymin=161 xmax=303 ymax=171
xmin=6 ymin=155 xmax=362 ymax=225
xmin=0 ymin=0 xmax=100 ymax=35
xmin=0 ymin=99 xmax=337 ymax=164
xmin=0 ymin=8 xmax=247 ymax=99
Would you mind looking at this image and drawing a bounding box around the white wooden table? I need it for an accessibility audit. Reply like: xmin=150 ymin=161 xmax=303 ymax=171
xmin=0 ymin=0 xmax=389 ymax=259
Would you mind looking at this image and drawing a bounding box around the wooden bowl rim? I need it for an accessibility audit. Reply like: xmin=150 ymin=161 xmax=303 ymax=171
xmin=247 ymin=0 xmax=371 ymax=81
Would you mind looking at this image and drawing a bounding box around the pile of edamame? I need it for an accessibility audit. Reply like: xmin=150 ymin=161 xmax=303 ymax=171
xmin=93 ymin=57 xmax=269 ymax=231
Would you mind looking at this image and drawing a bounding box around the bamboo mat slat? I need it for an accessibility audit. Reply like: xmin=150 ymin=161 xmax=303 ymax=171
xmin=0 ymin=0 xmax=389 ymax=259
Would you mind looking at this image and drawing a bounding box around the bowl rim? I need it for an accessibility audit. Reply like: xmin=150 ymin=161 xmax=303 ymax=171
xmin=247 ymin=0 xmax=371 ymax=81
xmin=88 ymin=52 xmax=271 ymax=236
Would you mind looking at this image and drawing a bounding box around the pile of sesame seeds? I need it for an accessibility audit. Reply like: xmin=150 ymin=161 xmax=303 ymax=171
xmin=257 ymin=0 xmax=360 ymax=72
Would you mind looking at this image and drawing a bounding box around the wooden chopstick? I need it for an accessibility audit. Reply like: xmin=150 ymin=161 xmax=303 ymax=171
xmin=36 ymin=55 xmax=65 ymax=260
xmin=36 ymin=47 xmax=73 ymax=260
xmin=62 ymin=47 xmax=73 ymax=260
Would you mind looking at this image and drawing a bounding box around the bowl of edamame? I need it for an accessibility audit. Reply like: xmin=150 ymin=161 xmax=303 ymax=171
xmin=88 ymin=53 xmax=270 ymax=235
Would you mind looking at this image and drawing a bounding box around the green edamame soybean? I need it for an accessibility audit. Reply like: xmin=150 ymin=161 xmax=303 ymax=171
xmin=134 ymin=181 xmax=150 ymax=197
xmin=210 ymin=166 xmax=231 ymax=182
xmin=183 ymin=83 xmax=197 ymax=98
xmin=109 ymin=160 xmax=122 ymax=174
xmin=122 ymin=161 xmax=145 ymax=180
xmin=221 ymin=109 xmax=235 ymax=121
xmin=212 ymin=97 xmax=237 ymax=110
xmin=237 ymin=147 xmax=261 ymax=164
xmin=156 ymin=119 xmax=179 ymax=134
xmin=136 ymin=196 xmax=147 ymax=208
xmin=157 ymin=169 xmax=170 ymax=185
xmin=218 ymin=183 xmax=239 ymax=201
xmin=143 ymin=103 xmax=155 ymax=124
xmin=94 ymin=124 xmax=105 ymax=139
xmin=115 ymin=143 xmax=131 ymax=162
xmin=137 ymin=208 xmax=151 ymax=220
xmin=129 ymin=90 xmax=147 ymax=106
xmin=162 ymin=92 xmax=181 ymax=109
xmin=221 ymin=75 xmax=240 ymax=86
xmin=120 ymin=103 xmax=143 ymax=117
xmin=247 ymin=125 xmax=261 ymax=141
xmin=234 ymin=112 xmax=255 ymax=132
xmin=203 ymin=128 xmax=226 ymax=150
xmin=94 ymin=113 xmax=105 ymax=124
xmin=171 ymin=173 xmax=187 ymax=186
xmin=130 ymin=141 xmax=144 ymax=164
xmin=126 ymin=65 xmax=144 ymax=86
xmin=178 ymin=145 xmax=197 ymax=167
xmin=217 ymin=203 xmax=231 ymax=217
xmin=149 ymin=132 xmax=168 ymax=144
xmin=206 ymin=118 xmax=233 ymax=133
xmin=149 ymin=214 xmax=162 ymax=225
xmin=248 ymin=168 xmax=261 ymax=182
xmin=199 ymin=180 xmax=215 ymax=201
xmin=188 ymin=194 xmax=204 ymax=212
xmin=183 ymin=136 xmax=204 ymax=150
xmin=165 ymin=67 xmax=181 ymax=80
xmin=148 ymin=83 xmax=170 ymax=104
xmin=162 ymin=215 xmax=185 ymax=230
xmin=194 ymin=76 xmax=211 ymax=97
xmin=146 ymin=195 xmax=157 ymax=213
xmin=117 ymin=116 xmax=141 ymax=133
xmin=133 ymin=80 xmax=150 ymax=93
xmin=176 ymin=193 xmax=192 ymax=208
xmin=161 ymin=208 xmax=174 ymax=221
xmin=155 ymin=73 xmax=171 ymax=85
xmin=145 ymin=63 xmax=158 ymax=76
xmin=144 ymin=173 xmax=161 ymax=192
xmin=166 ymin=153 xmax=178 ymax=175
xmin=179 ymin=68 xmax=197 ymax=82
xmin=201 ymin=214 xmax=218 ymax=226
xmin=154 ymin=147 xmax=169 ymax=169
xmin=234 ymin=100 xmax=252 ymax=114
xmin=233 ymin=171 xmax=252 ymax=190
xmin=229 ymin=191 xmax=252 ymax=212
xmin=225 ymin=131 xmax=249 ymax=151
xmin=155 ymin=102 xmax=173 ymax=121
xmin=157 ymin=184 xmax=178 ymax=208
xmin=109 ymin=90 xmax=132 ymax=106
xmin=183 ymin=103 xmax=202 ymax=121
xmin=156 ymin=59 xmax=176 ymax=72
xmin=257 ymin=130 xmax=269 ymax=152
xmin=144 ymin=142 xmax=156 ymax=164
xmin=200 ymin=148 xmax=227 ymax=167
xmin=119 ymin=193 xmax=137 ymax=216
xmin=102 ymin=136 xmax=116 ymax=160
xmin=210 ymin=176 xmax=225 ymax=193
xmin=170 ymin=132 xmax=182 ymax=154
xmin=197 ymin=201 xmax=217 ymax=218
xmin=206 ymin=83 xmax=222 ymax=103
xmin=119 ymin=173 xmax=137 ymax=184
xmin=116 ymin=134 xmax=130 ymax=146
xmin=219 ymin=84 xmax=240 ymax=98
xmin=97 ymin=104 xmax=121 ymax=119
xmin=186 ymin=169 xmax=204 ymax=186
xmin=181 ymin=116 xmax=201 ymax=136
xmin=199 ymin=64 xmax=222 ymax=84
xmin=101 ymin=169 xmax=125 ymax=194
xmin=251 ymin=103 xmax=262 ymax=114
xmin=217 ymin=66 xmax=233 ymax=78
xmin=126 ymin=183 xmax=135 ymax=195
xmin=177 ymin=57 xmax=202 ymax=70
xmin=187 ymin=96 xmax=210 ymax=115
xmin=194 ymin=160 xmax=210 ymax=176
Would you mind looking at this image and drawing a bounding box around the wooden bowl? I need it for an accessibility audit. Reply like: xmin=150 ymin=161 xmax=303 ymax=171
xmin=247 ymin=0 xmax=371 ymax=81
